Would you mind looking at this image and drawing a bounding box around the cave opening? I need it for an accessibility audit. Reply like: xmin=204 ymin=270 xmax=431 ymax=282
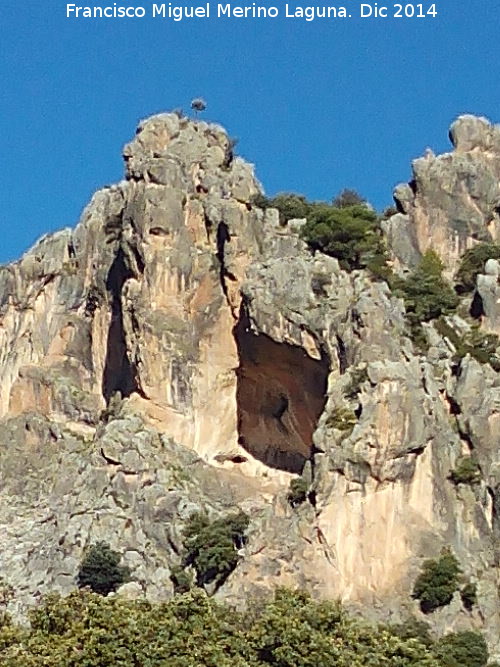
xmin=234 ymin=306 xmax=330 ymax=474
xmin=102 ymin=247 xmax=140 ymax=404
xmin=470 ymin=291 xmax=484 ymax=319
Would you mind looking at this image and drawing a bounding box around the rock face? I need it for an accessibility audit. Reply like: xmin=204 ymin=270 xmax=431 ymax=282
xmin=2 ymin=112 xmax=500 ymax=655
xmin=385 ymin=115 xmax=500 ymax=274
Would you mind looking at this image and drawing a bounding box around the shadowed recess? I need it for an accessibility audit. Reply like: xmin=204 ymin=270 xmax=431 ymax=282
xmin=235 ymin=307 xmax=329 ymax=473
xmin=102 ymin=247 xmax=139 ymax=403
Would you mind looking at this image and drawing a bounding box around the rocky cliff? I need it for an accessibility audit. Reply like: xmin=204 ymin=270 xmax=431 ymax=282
xmin=2 ymin=112 xmax=500 ymax=654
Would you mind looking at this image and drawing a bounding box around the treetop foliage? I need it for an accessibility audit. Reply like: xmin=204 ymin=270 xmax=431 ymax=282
xmin=180 ymin=510 xmax=249 ymax=589
xmin=251 ymin=189 xmax=391 ymax=277
xmin=412 ymin=549 xmax=461 ymax=614
xmin=434 ymin=630 xmax=488 ymax=667
xmin=2 ymin=587 xmax=485 ymax=666
xmin=287 ymin=477 xmax=309 ymax=508
xmin=393 ymin=250 xmax=459 ymax=324
xmin=455 ymin=243 xmax=500 ymax=293
xmin=332 ymin=188 xmax=367 ymax=208
xmin=76 ymin=541 xmax=130 ymax=596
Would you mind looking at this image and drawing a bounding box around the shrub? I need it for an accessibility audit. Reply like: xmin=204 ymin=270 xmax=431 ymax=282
xmin=386 ymin=616 xmax=433 ymax=647
xmin=465 ymin=328 xmax=500 ymax=367
xmin=393 ymin=250 xmax=459 ymax=324
xmin=332 ymin=188 xmax=366 ymax=208
xmin=381 ymin=205 xmax=399 ymax=219
xmin=412 ymin=549 xmax=461 ymax=613
xmin=434 ymin=630 xmax=488 ymax=667
xmin=251 ymin=192 xmax=312 ymax=225
xmin=434 ymin=318 xmax=500 ymax=369
xmin=169 ymin=564 xmax=193 ymax=594
xmin=450 ymin=456 xmax=481 ymax=486
xmin=77 ymin=541 xmax=130 ymax=596
xmin=326 ymin=407 xmax=357 ymax=434
xmin=460 ymin=582 xmax=477 ymax=610
xmin=300 ymin=203 xmax=388 ymax=272
xmin=455 ymin=243 xmax=500 ymax=293
xmin=287 ymin=478 xmax=308 ymax=507
xmin=182 ymin=511 xmax=249 ymax=589
xmin=0 ymin=579 xmax=14 ymax=608
xmin=344 ymin=365 xmax=369 ymax=400
xmin=0 ymin=587 xmax=446 ymax=666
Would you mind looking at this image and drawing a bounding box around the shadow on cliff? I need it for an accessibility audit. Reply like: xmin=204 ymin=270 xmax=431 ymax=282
xmin=234 ymin=304 xmax=329 ymax=474
xmin=102 ymin=247 xmax=140 ymax=403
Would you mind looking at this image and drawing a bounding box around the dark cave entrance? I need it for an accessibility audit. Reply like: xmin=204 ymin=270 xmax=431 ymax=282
xmin=234 ymin=307 xmax=330 ymax=474
xmin=102 ymin=248 xmax=140 ymax=404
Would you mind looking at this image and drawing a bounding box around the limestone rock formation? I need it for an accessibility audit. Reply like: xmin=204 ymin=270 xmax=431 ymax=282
xmin=2 ymin=111 xmax=500 ymax=657
xmin=384 ymin=114 xmax=500 ymax=274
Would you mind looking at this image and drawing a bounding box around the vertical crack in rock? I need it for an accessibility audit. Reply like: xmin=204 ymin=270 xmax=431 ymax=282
xmin=102 ymin=247 xmax=139 ymax=403
xmin=234 ymin=304 xmax=329 ymax=473
xmin=470 ymin=290 xmax=485 ymax=319
xmin=216 ymin=222 xmax=236 ymax=299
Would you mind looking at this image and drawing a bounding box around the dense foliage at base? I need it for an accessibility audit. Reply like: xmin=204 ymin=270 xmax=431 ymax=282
xmin=0 ymin=588 xmax=490 ymax=666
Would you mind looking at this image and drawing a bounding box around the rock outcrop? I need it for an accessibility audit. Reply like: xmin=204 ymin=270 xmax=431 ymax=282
xmin=2 ymin=112 xmax=500 ymax=656
xmin=385 ymin=115 xmax=500 ymax=274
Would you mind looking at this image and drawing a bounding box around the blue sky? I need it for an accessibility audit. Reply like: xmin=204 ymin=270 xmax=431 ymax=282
xmin=1 ymin=0 xmax=499 ymax=262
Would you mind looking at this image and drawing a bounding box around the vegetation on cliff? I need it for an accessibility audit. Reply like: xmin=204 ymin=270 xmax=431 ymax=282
xmin=412 ymin=549 xmax=461 ymax=614
xmin=392 ymin=250 xmax=459 ymax=324
xmin=455 ymin=243 xmax=500 ymax=293
xmin=253 ymin=190 xmax=390 ymax=276
xmin=300 ymin=203 xmax=388 ymax=273
xmin=76 ymin=542 xmax=130 ymax=596
xmin=173 ymin=511 xmax=249 ymax=590
xmin=0 ymin=588 xmax=489 ymax=666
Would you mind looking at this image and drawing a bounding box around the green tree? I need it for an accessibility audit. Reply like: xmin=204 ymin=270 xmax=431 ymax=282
xmin=1 ymin=588 xmax=252 ymax=667
xmin=332 ymin=188 xmax=366 ymax=208
xmin=455 ymin=243 xmax=500 ymax=293
xmin=450 ymin=456 xmax=481 ymax=486
xmin=182 ymin=511 xmax=249 ymax=589
xmin=1 ymin=587 xmax=467 ymax=667
xmin=460 ymin=582 xmax=477 ymax=611
xmin=77 ymin=541 xmax=130 ymax=596
xmin=247 ymin=589 xmax=440 ymax=667
xmin=287 ymin=478 xmax=308 ymax=508
xmin=300 ymin=203 xmax=388 ymax=272
xmin=385 ymin=616 xmax=433 ymax=647
xmin=412 ymin=549 xmax=461 ymax=613
xmin=434 ymin=631 xmax=488 ymax=667
xmin=251 ymin=192 xmax=312 ymax=225
xmin=394 ymin=250 xmax=459 ymax=324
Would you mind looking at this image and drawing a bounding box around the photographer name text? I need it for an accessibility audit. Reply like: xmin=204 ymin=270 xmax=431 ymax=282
xmin=65 ymin=2 xmax=438 ymax=21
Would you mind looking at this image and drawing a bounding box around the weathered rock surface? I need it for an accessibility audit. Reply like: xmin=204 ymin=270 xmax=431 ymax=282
xmin=384 ymin=114 xmax=500 ymax=275
xmin=2 ymin=112 xmax=500 ymax=656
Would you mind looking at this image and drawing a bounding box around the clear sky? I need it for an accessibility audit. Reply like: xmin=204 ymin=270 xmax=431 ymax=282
xmin=1 ymin=0 xmax=499 ymax=262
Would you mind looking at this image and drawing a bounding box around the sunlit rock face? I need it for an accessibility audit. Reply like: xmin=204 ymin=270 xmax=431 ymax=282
xmin=3 ymin=113 xmax=500 ymax=658
xmin=384 ymin=115 xmax=500 ymax=275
